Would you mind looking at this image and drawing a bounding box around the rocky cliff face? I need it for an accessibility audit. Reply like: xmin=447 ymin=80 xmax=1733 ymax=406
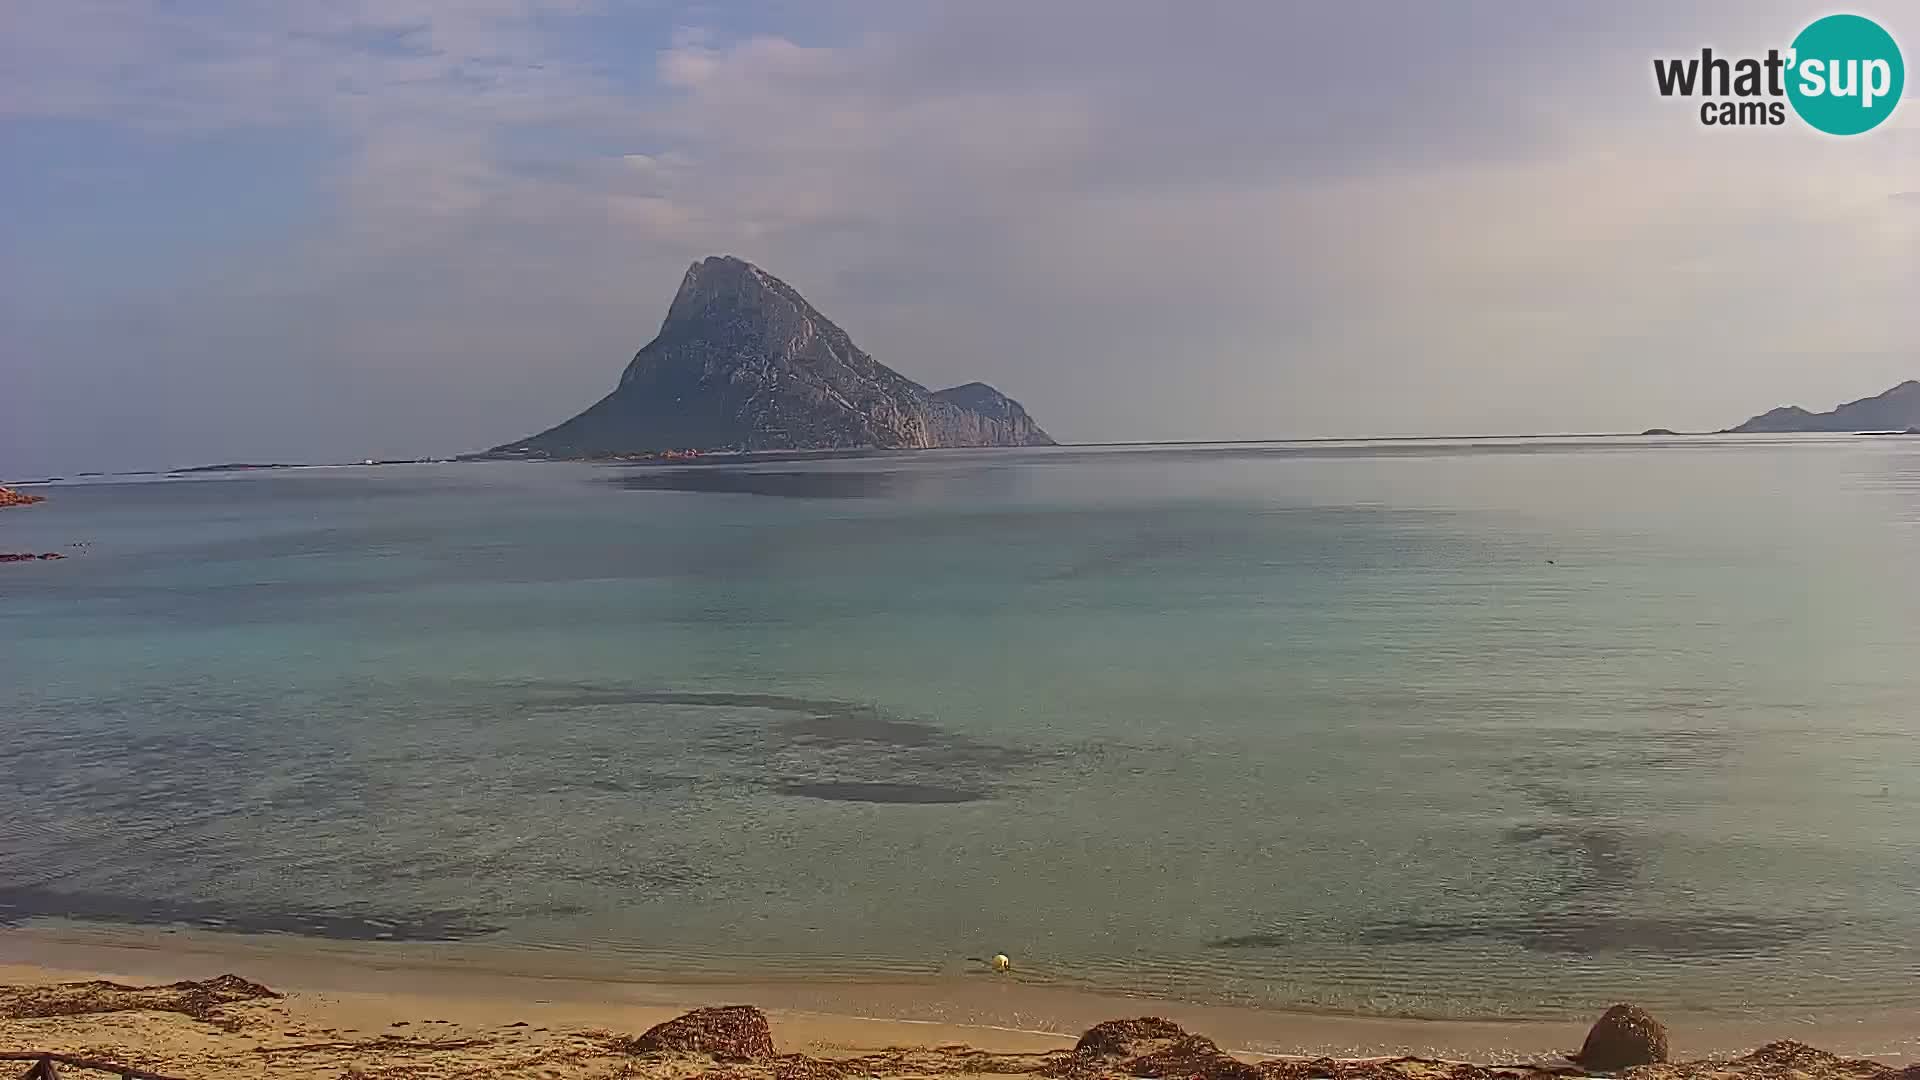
xmin=928 ymin=382 xmax=1052 ymax=447
xmin=496 ymin=257 xmax=1054 ymax=456
xmin=1726 ymin=380 xmax=1920 ymax=433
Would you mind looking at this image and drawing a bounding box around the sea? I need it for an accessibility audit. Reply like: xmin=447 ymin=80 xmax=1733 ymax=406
xmin=2 ymin=436 xmax=1917 ymax=1019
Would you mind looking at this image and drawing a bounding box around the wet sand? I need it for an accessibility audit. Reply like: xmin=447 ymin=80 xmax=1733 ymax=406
xmin=2 ymin=923 xmax=1917 ymax=1072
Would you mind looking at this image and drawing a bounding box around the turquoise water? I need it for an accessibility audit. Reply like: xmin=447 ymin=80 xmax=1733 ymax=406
xmin=3 ymin=438 xmax=1918 ymax=1017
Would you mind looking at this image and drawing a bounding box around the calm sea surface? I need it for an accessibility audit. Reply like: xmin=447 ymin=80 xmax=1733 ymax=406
xmin=3 ymin=438 xmax=1918 ymax=1017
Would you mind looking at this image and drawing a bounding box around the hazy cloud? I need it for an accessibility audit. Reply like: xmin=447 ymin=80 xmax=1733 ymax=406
xmin=2 ymin=1 xmax=1915 ymax=474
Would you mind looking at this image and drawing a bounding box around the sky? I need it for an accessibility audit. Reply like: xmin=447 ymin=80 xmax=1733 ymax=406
xmin=2 ymin=1 xmax=1916 ymax=476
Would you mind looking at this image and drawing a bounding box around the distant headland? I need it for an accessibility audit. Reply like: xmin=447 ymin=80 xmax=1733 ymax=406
xmin=1718 ymin=379 xmax=1920 ymax=434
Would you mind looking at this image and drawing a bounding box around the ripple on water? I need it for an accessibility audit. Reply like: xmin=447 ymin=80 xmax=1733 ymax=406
xmin=0 ymin=884 xmax=500 ymax=941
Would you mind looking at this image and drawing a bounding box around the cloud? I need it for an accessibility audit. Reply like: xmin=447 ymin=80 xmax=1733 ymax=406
xmin=1 ymin=0 xmax=625 ymax=137
xmin=3 ymin=1 xmax=1917 ymax=475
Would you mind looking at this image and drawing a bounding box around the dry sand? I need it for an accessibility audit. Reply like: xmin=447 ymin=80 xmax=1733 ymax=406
xmin=1 ymin=925 xmax=1915 ymax=1079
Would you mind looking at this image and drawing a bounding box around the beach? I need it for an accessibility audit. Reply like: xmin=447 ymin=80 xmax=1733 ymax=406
xmin=3 ymin=924 xmax=1917 ymax=1078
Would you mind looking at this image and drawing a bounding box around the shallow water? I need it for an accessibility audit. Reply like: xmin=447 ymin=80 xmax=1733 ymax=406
xmin=3 ymin=438 xmax=1918 ymax=1018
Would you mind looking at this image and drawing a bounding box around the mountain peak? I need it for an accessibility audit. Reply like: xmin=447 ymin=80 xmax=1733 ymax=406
xmin=492 ymin=259 xmax=1054 ymax=456
xmin=661 ymin=255 xmax=805 ymax=333
xmin=677 ymin=254 xmax=774 ymax=294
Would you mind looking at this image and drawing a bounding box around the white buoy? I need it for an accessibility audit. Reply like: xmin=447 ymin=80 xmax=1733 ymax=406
xmin=991 ymin=953 xmax=1011 ymax=972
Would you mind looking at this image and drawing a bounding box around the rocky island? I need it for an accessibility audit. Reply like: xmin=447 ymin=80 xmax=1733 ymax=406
xmin=1723 ymin=379 xmax=1920 ymax=433
xmin=0 ymin=486 xmax=46 ymax=509
xmin=489 ymin=256 xmax=1054 ymax=458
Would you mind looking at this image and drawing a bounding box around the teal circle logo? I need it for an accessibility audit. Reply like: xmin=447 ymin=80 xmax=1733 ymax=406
xmin=1787 ymin=14 xmax=1904 ymax=135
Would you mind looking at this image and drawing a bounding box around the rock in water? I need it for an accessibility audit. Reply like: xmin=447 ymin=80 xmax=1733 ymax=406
xmin=1576 ymin=1003 xmax=1670 ymax=1071
xmin=631 ymin=1005 xmax=775 ymax=1060
xmin=493 ymin=256 xmax=1054 ymax=457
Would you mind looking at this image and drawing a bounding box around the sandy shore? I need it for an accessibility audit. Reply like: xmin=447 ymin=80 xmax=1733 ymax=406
xmin=2 ymin=925 xmax=1916 ymax=1078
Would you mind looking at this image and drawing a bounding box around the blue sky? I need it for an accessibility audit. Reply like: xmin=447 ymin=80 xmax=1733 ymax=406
xmin=3 ymin=1 xmax=1916 ymax=475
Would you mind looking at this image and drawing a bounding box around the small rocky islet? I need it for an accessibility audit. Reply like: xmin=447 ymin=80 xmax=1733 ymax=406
xmin=0 ymin=480 xmax=68 ymax=564
xmin=0 ymin=485 xmax=47 ymax=509
xmin=0 ymin=485 xmax=68 ymax=565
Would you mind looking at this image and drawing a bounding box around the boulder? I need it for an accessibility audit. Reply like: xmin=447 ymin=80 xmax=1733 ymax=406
xmin=632 ymin=1005 xmax=775 ymax=1061
xmin=1576 ymin=1003 xmax=1669 ymax=1071
xmin=1074 ymin=1017 xmax=1194 ymax=1058
xmin=1068 ymin=1017 xmax=1261 ymax=1080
